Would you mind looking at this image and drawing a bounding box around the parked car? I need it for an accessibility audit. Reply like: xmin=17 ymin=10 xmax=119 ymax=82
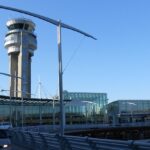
xmin=0 ymin=122 xmax=12 ymax=130
xmin=0 ymin=129 xmax=11 ymax=150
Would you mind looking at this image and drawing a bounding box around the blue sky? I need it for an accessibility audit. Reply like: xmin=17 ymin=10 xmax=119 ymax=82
xmin=0 ymin=0 xmax=150 ymax=102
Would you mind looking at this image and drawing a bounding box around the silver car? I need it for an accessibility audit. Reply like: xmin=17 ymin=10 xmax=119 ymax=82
xmin=0 ymin=129 xmax=11 ymax=150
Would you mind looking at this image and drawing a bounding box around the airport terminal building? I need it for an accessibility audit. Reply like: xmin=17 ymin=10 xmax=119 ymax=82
xmin=0 ymin=91 xmax=108 ymax=127
xmin=107 ymin=100 xmax=150 ymax=125
xmin=1 ymin=18 xmax=150 ymax=128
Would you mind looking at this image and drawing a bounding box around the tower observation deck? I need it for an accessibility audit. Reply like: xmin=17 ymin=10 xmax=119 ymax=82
xmin=4 ymin=18 xmax=37 ymax=98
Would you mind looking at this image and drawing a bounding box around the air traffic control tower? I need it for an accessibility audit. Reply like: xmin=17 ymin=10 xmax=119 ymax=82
xmin=4 ymin=18 xmax=37 ymax=98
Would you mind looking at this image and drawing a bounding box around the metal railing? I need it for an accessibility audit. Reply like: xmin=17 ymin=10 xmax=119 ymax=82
xmin=14 ymin=121 xmax=150 ymax=134
xmin=9 ymin=130 xmax=150 ymax=150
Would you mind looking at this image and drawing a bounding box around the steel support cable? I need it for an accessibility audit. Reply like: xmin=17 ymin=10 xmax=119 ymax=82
xmin=63 ymin=35 xmax=86 ymax=74
xmin=54 ymin=36 xmax=85 ymax=99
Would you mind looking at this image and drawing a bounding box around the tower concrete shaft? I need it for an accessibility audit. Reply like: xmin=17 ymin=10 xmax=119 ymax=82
xmin=4 ymin=18 xmax=37 ymax=98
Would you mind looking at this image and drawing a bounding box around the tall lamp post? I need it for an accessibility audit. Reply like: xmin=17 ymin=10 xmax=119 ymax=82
xmin=0 ymin=89 xmax=12 ymax=124
xmin=0 ymin=72 xmax=22 ymax=126
xmin=0 ymin=5 xmax=96 ymax=136
xmin=0 ymin=89 xmax=20 ymax=127
xmin=0 ymin=72 xmax=22 ymax=96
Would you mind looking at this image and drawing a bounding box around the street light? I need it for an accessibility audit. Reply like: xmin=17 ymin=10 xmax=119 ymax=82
xmin=0 ymin=5 xmax=96 ymax=136
xmin=0 ymin=89 xmax=17 ymax=126
xmin=0 ymin=89 xmax=26 ymax=127
xmin=0 ymin=89 xmax=12 ymax=124
xmin=0 ymin=72 xmax=22 ymax=125
xmin=0 ymin=71 xmax=29 ymax=128
xmin=0 ymin=72 xmax=21 ymax=79
xmin=52 ymin=97 xmax=57 ymax=130
xmin=0 ymin=72 xmax=22 ymax=96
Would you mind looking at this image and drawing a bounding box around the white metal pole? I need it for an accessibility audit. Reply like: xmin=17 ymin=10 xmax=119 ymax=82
xmin=9 ymin=95 xmax=12 ymax=124
xmin=57 ymin=21 xmax=64 ymax=136
xmin=9 ymin=73 xmax=12 ymax=124
xmin=39 ymin=104 xmax=42 ymax=125
xmin=0 ymin=72 xmax=22 ymax=126
xmin=20 ymin=31 xmax=24 ymax=128
xmin=15 ymin=71 xmax=17 ymax=97
xmin=52 ymin=98 xmax=55 ymax=130
xmin=16 ymin=106 xmax=18 ymax=127
xmin=21 ymin=95 xmax=24 ymax=127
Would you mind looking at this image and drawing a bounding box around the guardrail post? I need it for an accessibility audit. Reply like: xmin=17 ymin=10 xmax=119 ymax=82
xmin=9 ymin=130 xmax=18 ymax=144
xmin=86 ymin=137 xmax=97 ymax=150
xmin=27 ymin=132 xmax=37 ymax=149
xmin=38 ymin=133 xmax=48 ymax=149
xmin=128 ymin=140 xmax=137 ymax=150
xmin=55 ymin=134 xmax=72 ymax=150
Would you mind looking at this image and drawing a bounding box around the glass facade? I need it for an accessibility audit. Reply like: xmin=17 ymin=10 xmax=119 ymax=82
xmin=0 ymin=92 xmax=108 ymax=126
xmin=64 ymin=91 xmax=108 ymax=124
xmin=107 ymin=100 xmax=150 ymax=124
xmin=64 ymin=91 xmax=108 ymax=109
xmin=0 ymin=95 xmax=59 ymax=126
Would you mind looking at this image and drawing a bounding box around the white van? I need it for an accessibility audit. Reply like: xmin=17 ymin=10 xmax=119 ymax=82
xmin=0 ymin=122 xmax=12 ymax=129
